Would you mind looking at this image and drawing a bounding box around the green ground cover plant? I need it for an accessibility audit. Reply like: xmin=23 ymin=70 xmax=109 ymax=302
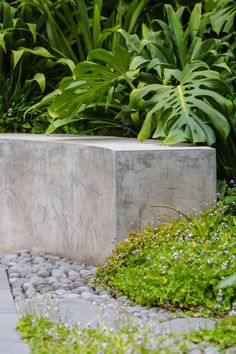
xmin=95 ymin=202 xmax=236 ymax=318
xmin=17 ymin=315 xmax=236 ymax=353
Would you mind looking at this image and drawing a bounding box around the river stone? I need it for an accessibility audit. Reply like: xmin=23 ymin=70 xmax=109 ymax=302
xmin=68 ymin=270 xmax=80 ymax=281
xmin=189 ymin=349 xmax=203 ymax=354
xmin=51 ymin=284 xmax=59 ymax=291
xmin=8 ymin=272 xmax=21 ymax=278
xmin=225 ymin=349 xmax=236 ymax=354
xmin=204 ymin=347 xmax=220 ymax=354
xmin=30 ymin=276 xmax=44 ymax=286
xmin=80 ymin=270 xmax=93 ymax=279
xmin=16 ymin=266 xmax=32 ymax=277
xmin=25 ymin=286 xmax=36 ymax=298
xmin=38 ymin=269 xmax=50 ymax=278
xmin=8 ymin=278 xmax=24 ymax=287
xmin=12 ymin=288 xmax=23 ymax=298
xmin=38 ymin=286 xmax=51 ymax=294
xmin=22 ymin=282 xmax=32 ymax=292
xmin=15 ymin=295 xmax=25 ymax=302
xmin=71 ymin=263 xmax=83 ymax=272
xmin=32 ymin=256 xmax=45 ymax=264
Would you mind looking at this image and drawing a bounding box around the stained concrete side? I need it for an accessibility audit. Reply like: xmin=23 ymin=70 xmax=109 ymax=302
xmin=115 ymin=149 xmax=216 ymax=241
xmin=0 ymin=135 xmax=216 ymax=264
xmin=0 ymin=139 xmax=116 ymax=264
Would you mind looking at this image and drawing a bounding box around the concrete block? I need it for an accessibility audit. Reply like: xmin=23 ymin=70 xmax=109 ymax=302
xmin=0 ymin=134 xmax=216 ymax=264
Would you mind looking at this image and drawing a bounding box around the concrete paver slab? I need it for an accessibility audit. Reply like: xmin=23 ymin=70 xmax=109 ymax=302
xmin=0 ymin=289 xmax=19 ymax=312
xmin=20 ymin=297 xmax=216 ymax=334
xmin=0 ymin=270 xmax=30 ymax=354
xmin=0 ymin=342 xmax=30 ymax=354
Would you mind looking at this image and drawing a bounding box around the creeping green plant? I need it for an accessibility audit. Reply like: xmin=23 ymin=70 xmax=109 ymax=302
xmin=95 ymin=203 xmax=236 ymax=317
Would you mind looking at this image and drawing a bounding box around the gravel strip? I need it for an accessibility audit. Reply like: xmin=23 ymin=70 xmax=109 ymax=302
xmin=0 ymin=250 xmax=229 ymax=353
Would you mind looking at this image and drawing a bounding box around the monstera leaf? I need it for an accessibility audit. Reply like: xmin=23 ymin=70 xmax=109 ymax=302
xmin=130 ymin=62 xmax=232 ymax=144
xmin=205 ymin=0 xmax=236 ymax=34
xmin=43 ymin=45 xmax=134 ymax=133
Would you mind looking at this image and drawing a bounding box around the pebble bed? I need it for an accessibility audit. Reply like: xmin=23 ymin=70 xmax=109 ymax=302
xmin=0 ymin=250 xmax=176 ymax=322
xmin=0 ymin=250 xmax=233 ymax=354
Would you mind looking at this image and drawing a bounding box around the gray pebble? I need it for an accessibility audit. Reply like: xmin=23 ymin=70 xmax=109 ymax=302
xmin=8 ymin=272 xmax=20 ymax=279
xmin=22 ymin=282 xmax=32 ymax=292
xmin=201 ymin=342 xmax=212 ymax=348
xmin=77 ymin=286 xmax=93 ymax=293
xmin=38 ymin=269 xmax=50 ymax=278
xmin=9 ymin=278 xmax=24 ymax=287
xmin=25 ymin=286 xmax=36 ymax=298
xmin=68 ymin=270 xmax=80 ymax=281
xmin=71 ymin=263 xmax=83 ymax=272
xmin=117 ymin=295 xmax=128 ymax=302
xmin=51 ymin=284 xmax=59 ymax=291
xmin=70 ymin=281 xmax=84 ymax=289
xmin=189 ymin=349 xmax=203 ymax=354
xmin=204 ymin=347 xmax=220 ymax=354
xmin=14 ymin=295 xmax=25 ymax=302
xmin=30 ymin=276 xmax=42 ymax=286
xmin=12 ymin=288 xmax=23 ymax=298
xmin=38 ymin=286 xmax=51 ymax=294
xmin=80 ymin=270 xmax=93 ymax=279
xmin=225 ymin=349 xmax=236 ymax=354
xmin=32 ymin=256 xmax=45 ymax=264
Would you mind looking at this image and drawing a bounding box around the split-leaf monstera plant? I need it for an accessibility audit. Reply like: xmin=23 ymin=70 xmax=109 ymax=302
xmin=32 ymin=3 xmax=235 ymax=178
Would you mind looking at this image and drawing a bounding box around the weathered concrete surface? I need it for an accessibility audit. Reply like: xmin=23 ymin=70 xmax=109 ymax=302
xmin=0 ymin=134 xmax=216 ymax=264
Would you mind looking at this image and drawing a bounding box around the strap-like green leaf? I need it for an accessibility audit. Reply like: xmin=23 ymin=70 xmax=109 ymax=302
xmin=0 ymin=33 xmax=6 ymax=52
xmin=27 ymin=23 xmax=37 ymax=43
xmin=25 ymin=73 xmax=46 ymax=92
xmin=32 ymin=73 xmax=46 ymax=92
xmin=187 ymin=3 xmax=202 ymax=43
xmin=12 ymin=49 xmax=24 ymax=68
xmin=165 ymin=5 xmax=186 ymax=69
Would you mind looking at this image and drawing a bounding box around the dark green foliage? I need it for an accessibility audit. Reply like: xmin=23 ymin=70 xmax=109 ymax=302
xmin=0 ymin=1 xmax=73 ymax=133
xmin=30 ymin=2 xmax=235 ymax=180
xmin=0 ymin=0 xmax=235 ymax=179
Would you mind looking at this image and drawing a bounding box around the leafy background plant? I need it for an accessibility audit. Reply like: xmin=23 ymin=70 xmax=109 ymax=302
xmin=0 ymin=0 xmax=235 ymax=180
xmin=0 ymin=1 xmax=74 ymax=133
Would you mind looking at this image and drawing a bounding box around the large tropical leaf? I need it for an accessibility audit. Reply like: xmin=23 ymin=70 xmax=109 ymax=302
xmin=205 ymin=0 xmax=236 ymax=34
xmin=130 ymin=62 xmax=232 ymax=145
xmin=40 ymin=46 xmax=133 ymax=133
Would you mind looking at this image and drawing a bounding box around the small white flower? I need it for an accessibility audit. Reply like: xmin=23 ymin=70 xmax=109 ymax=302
xmin=214 ymin=304 xmax=221 ymax=309
xmin=172 ymin=252 xmax=179 ymax=260
xmin=221 ymin=262 xmax=228 ymax=270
